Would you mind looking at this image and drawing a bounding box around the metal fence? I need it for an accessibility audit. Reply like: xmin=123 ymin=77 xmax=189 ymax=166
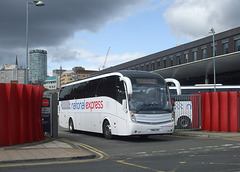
xmin=171 ymin=94 xmax=201 ymax=130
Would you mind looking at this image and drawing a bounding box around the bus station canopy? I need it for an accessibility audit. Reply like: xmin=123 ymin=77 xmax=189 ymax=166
xmin=155 ymin=51 xmax=240 ymax=80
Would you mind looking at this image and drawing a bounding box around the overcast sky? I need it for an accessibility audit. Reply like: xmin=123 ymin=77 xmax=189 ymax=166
xmin=1 ymin=0 xmax=240 ymax=75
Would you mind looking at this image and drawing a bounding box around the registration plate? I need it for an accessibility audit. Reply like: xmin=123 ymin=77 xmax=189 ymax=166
xmin=150 ymin=129 xmax=160 ymax=131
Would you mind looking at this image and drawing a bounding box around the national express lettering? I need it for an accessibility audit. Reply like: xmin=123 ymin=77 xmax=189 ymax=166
xmin=71 ymin=100 xmax=103 ymax=110
xmin=86 ymin=101 xmax=104 ymax=110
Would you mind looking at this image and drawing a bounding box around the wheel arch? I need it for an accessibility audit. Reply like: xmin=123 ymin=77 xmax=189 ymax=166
xmin=68 ymin=116 xmax=75 ymax=132
xmin=102 ymin=117 xmax=111 ymax=132
xmin=177 ymin=115 xmax=191 ymax=129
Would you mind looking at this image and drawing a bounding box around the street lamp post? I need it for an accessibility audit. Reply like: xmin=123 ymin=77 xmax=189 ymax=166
xmin=210 ymin=28 xmax=216 ymax=92
xmin=26 ymin=0 xmax=44 ymax=84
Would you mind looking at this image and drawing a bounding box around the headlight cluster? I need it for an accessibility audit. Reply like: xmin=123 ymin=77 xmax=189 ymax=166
xmin=172 ymin=111 xmax=175 ymax=121
xmin=130 ymin=111 xmax=136 ymax=122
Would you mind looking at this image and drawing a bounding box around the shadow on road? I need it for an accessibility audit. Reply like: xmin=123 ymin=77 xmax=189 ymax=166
xmin=59 ymin=126 xmax=189 ymax=143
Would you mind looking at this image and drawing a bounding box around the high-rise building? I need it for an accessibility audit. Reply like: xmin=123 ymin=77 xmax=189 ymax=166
xmin=29 ymin=49 xmax=47 ymax=85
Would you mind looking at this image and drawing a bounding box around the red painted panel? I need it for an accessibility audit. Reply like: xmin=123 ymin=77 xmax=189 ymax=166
xmin=0 ymin=84 xmax=11 ymax=146
xmin=191 ymin=94 xmax=200 ymax=129
xmin=219 ymin=92 xmax=229 ymax=131
xmin=229 ymin=92 xmax=238 ymax=132
xmin=200 ymin=93 xmax=206 ymax=130
xmin=24 ymin=84 xmax=33 ymax=143
xmin=0 ymin=84 xmax=45 ymax=147
xmin=211 ymin=92 xmax=219 ymax=131
xmin=204 ymin=92 xmax=211 ymax=131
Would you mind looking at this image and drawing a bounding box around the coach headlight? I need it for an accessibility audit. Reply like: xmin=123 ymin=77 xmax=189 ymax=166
xmin=172 ymin=111 xmax=175 ymax=121
xmin=130 ymin=112 xmax=136 ymax=122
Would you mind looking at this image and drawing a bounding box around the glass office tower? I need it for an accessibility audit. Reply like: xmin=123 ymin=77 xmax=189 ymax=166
xmin=29 ymin=49 xmax=47 ymax=85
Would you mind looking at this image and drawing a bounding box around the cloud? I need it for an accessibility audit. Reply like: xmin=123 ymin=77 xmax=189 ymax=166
xmin=0 ymin=0 xmax=149 ymax=67
xmin=89 ymin=52 xmax=148 ymax=69
xmin=1 ymin=0 xmax=240 ymax=75
xmin=46 ymin=45 xmax=94 ymax=62
xmin=163 ymin=0 xmax=240 ymax=40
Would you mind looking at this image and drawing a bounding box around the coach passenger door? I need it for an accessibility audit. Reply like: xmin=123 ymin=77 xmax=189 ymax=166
xmin=116 ymin=78 xmax=129 ymax=134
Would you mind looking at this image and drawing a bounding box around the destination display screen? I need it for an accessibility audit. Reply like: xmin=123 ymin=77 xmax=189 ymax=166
xmin=136 ymin=78 xmax=158 ymax=85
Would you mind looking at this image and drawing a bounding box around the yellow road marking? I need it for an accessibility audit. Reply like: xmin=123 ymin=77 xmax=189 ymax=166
xmin=116 ymin=158 xmax=165 ymax=172
xmin=0 ymin=138 xmax=108 ymax=168
xmin=60 ymin=138 xmax=109 ymax=160
xmin=179 ymin=161 xmax=186 ymax=164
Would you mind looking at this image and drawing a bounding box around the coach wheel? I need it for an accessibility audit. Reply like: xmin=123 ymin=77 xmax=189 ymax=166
xmin=103 ymin=120 xmax=113 ymax=139
xmin=69 ymin=118 xmax=75 ymax=133
xmin=177 ymin=116 xmax=191 ymax=129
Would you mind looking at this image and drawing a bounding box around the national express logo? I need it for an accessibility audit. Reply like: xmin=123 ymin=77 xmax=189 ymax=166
xmin=71 ymin=100 xmax=104 ymax=110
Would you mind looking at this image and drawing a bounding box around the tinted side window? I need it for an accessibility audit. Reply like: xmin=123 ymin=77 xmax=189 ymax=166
xmin=81 ymin=79 xmax=101 ymax=98
xmin=71 ymin=82 xmax=87 ymax=99
xmin=59 ymin=85 xmax=73 ymax=101
xmin=96 ymin=76 xmax=126 ymax=103
xmin=97 ymin=76 xmax=118 ymax=100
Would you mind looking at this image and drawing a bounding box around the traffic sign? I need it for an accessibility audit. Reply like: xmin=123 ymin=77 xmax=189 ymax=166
xmin=42 ymin=98 xmax=50 ymax=107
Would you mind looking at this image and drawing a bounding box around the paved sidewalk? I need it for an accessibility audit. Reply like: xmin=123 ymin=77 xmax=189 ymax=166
xmin=0 ymin=138 xmax=96 ymax=164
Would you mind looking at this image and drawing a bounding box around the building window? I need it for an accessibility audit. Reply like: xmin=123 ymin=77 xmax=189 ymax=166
xmin=151 ymin=62 xmax=155 ymax=71
xmin=146 ymin=63 xmax=149 ymax=71
xmin=169 ymin=57 xmax=173 ymax=66
xmin=163 ymin=59 xmax=167 ymax=68
xmin=192 ymin=48 xmax=197 ymax=61
xmin=201 ymin=46 xmax=207 ymax=59
xmin=157 ymin=61 xmax=160 ymax=69
xmin=184 ymin=53 xmax=189 ymax=63
xmin=222 ymin=42 xmax=229 ymax=54
xmin=176 ymin=55 xmax=181 ymax=65
xmin=235 ymin=39 xmax=240 ymax=51
xmin=222 ymin=39 xmax=229 ymax=54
